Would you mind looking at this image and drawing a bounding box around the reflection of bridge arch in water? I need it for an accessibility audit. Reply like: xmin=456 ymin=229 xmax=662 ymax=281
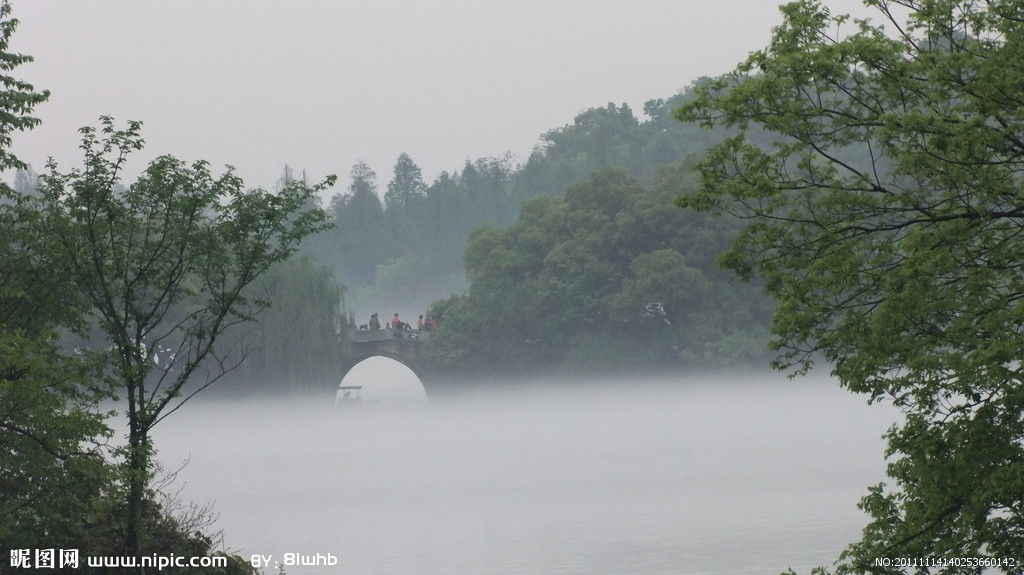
xmin=341 ymin=329 xmax=434 ymax=397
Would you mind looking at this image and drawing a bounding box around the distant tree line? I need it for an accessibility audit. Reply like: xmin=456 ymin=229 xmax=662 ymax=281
xmin=294 ymin=83 xmax=775 ymax=378
xmin=303 ymin=86 xmax=732 ymax=320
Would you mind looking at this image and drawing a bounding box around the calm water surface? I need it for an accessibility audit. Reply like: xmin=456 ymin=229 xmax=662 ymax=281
xmin=154 ymin=368 xmax=896 ymax=575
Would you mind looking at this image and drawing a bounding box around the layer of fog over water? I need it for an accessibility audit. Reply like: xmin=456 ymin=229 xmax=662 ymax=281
xmin=153 ymin=358 xmax=897 ymax=575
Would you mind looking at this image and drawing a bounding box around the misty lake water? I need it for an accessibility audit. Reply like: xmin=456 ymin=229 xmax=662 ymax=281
xmin=153 ymin=359 xmax=897 ymax=575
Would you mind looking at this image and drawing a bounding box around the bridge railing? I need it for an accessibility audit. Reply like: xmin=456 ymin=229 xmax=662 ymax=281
xmin=352 ymin=328 xmax=433 ymax=343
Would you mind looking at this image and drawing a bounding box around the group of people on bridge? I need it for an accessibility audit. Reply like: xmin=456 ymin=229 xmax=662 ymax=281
xmin=360 ymin=312 xmax=437 ymax=338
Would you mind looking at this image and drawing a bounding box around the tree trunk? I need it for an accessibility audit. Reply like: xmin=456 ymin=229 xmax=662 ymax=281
xmin=124 ymin=381 xmax=149 ymax=574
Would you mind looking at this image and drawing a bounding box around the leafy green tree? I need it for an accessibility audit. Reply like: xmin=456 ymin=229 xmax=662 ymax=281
xmin=0 ymin=1 xmax=47 ymax=169
xmin=459 ymin=154 xmax=518 ymax=225
xmin=425 ymin=166 xmax=772 ymax=377
xmin=0 ymin=4 xmax=275 ymax=569
xmin=675 ymin=1 xmax=1024 ymax=572
xmin=514 ymin=91 xmax=729 ymax=200
xmin=36 ymin=117 xmax=334 ymax=557
xmin=0 ymin=303 xmax=114 ymax=555
xmin=415 ymin=170 xmax=473 ymax=296
xmin=0 ymin=0 xmax=119 ymax=555
xmin=326 ymin=161 xmax=388 ymax=290
xmin=0 ymin=194 xmax=111 ymax=547
xmin=384 ymin=152 xmax=427 ymax=212
xmin=383 ymin=153 xmax=427 ymax=266
xmin=542 ymin=103 xmax=640 ymax=174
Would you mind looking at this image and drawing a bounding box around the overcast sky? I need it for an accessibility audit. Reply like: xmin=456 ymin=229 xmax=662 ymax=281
xmin=10 ymin=1 xmax=879 ymax=195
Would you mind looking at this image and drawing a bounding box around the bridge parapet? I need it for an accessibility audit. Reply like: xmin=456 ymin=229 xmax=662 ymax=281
xmin=352 ymin=328 xmax=433 ymax=342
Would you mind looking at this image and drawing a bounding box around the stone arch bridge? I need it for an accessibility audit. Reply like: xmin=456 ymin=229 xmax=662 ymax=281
xmin=340 ymin=328 xmax=437 ymax=396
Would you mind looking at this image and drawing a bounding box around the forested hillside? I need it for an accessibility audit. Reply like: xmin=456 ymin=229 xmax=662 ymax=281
xmin=295 ymin=79 xmax=773 ymax=377
xmin=304 ymin=83 xmax=731 ymax=321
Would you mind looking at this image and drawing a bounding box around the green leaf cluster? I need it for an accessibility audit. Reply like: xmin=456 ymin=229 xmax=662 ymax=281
xmin=676 ymin=0 xmax=1024 ymax=571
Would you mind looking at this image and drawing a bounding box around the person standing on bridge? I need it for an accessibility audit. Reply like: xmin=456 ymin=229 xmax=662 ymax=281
xmin=369 ymin=313 xmax=380 ymax=331
xmin=391 ymin=312 xmax=401 ymax=329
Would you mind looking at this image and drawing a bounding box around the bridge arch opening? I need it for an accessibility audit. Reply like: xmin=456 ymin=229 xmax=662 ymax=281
xmin=339 ymin=356 xmax=428 ymax=404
